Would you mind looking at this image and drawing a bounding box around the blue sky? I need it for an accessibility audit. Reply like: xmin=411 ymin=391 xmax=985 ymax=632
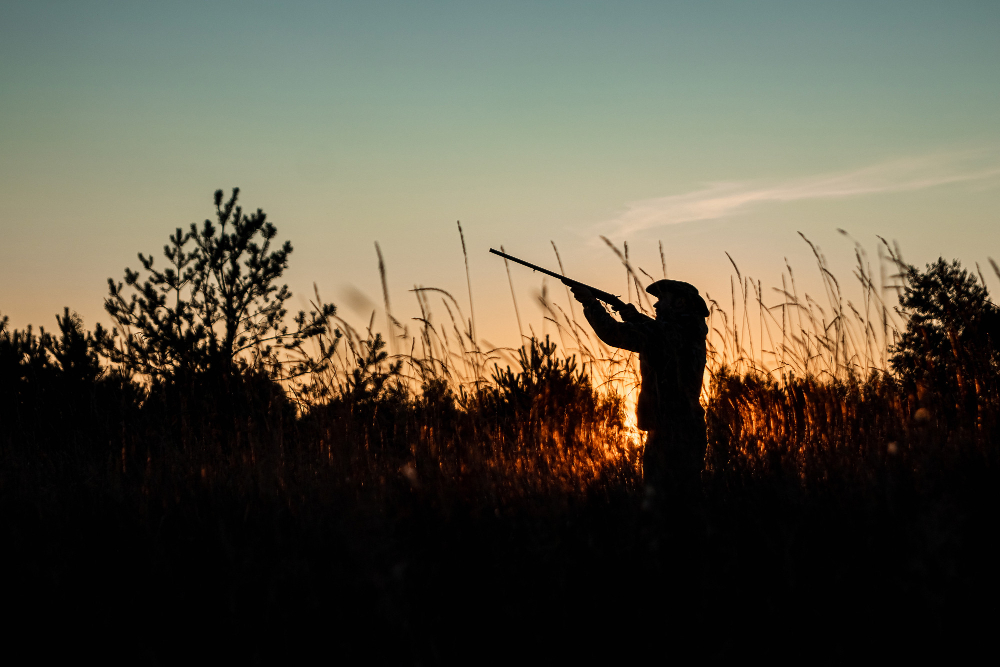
xmin=2 ymin=1 xmax=998 ymax=347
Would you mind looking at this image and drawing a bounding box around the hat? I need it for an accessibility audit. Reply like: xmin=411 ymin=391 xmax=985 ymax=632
xmin=646 ymin=279 xmax=709 ymax=317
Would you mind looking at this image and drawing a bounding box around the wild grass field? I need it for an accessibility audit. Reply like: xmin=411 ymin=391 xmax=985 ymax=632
xmin=3 ymin=190 xmax=998 ymax=662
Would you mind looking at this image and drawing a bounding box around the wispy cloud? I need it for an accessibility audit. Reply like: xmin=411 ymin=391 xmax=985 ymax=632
xmin=601 ymin=150 xmax=1000 ymax=237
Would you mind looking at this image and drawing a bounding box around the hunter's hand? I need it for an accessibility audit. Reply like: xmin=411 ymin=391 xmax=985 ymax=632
xmin=606 ymin=298 xmax=639 ymax=319
xmin=570 ymin=285 xmax=594 ymax=302
xmin=615 ymin=302 xmax=641 ymax=320
xmin=605 ymin=296 xmax=627 ymax=312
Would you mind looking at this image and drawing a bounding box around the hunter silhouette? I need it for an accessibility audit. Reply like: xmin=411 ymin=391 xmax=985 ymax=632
xmin=572 ymin=280 xmax=709 ymax=503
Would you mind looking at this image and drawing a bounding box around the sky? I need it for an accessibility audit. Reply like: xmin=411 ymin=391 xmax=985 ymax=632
xmin=2 ymin=1 xmax=998 ymax=352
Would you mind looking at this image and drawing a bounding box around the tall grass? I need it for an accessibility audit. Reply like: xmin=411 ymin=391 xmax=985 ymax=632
xmin=311 ymin=227 xmax=999 ymax=504
xmin=256 ymin=229 xmax=996 ymax=502
xmin=5 ymin=228 xmax=996 ymax=505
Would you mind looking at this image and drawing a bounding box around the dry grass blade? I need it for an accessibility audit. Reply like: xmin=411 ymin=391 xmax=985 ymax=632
xmin=456 ymin=221 xmax=477 ymax=356
xmin=375 ymin=241 xmax=395 ymax=357
xmin=551 ymin=241 xmax=576 ymax=323
xmin=501 ymin=244 xmax=526 ymax=346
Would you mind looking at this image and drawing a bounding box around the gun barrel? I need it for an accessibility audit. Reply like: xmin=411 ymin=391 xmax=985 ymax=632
xmin=489 ymin=248 xmax=564 ymax=282
xmin=488 ymin=248 xmax=621 ymax=305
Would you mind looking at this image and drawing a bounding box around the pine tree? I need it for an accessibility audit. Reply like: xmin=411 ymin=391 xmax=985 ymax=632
xmin=101 ymin=188 xmax=338 ymax=383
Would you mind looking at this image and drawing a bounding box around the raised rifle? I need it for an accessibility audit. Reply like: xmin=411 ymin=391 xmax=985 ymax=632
xmin=489 ymin=248 xmax=625 ymax=310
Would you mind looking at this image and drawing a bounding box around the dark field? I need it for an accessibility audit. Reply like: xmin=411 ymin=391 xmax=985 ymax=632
xmin=3 ymin=196 xmax=999 ymax=662
xmin=5 ymin=354 xmax=997 ymax=663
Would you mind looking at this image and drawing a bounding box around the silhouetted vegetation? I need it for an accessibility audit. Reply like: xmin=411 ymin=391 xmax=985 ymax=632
xmin=102 ymin=188 xmax=337 ymax=381
xmin=2 ymin=191 xmax=998 ymax=662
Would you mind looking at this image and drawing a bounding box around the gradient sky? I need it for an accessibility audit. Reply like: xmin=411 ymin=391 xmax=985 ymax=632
xmin=2 ymin=1 xmax=998 ymax=350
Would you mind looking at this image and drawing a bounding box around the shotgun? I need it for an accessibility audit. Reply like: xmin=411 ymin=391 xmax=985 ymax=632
xmin=489 ymin=248 xmax=625 ymax=309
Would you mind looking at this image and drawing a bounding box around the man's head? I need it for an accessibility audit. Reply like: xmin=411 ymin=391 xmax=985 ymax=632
xmin=646 ymin=280 xmax=709 ymax=319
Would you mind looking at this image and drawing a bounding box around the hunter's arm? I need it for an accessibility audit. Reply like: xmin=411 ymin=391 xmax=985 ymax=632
xmin=580 ymin=298 xmax=653 ymax=353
